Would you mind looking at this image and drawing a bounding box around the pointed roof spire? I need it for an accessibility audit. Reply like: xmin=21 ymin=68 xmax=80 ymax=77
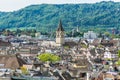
xmin=57 ymin=20 xmax=64 ymax=31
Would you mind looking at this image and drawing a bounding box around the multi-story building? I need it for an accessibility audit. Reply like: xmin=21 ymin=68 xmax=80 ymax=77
xmin=84 ymin=31 xmax=97 ymax=39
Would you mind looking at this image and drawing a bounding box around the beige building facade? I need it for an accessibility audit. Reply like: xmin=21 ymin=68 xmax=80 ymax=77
xmin=56 ymin=20 xmax=65 ymax=46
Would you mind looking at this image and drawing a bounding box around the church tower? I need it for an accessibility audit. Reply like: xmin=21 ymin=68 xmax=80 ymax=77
xmin=56 ymin=20 xmax=65 ymax=46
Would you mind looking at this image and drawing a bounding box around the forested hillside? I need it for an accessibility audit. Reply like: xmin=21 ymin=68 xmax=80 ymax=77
xmin=0 ymin=1 xmax=120 ymax=32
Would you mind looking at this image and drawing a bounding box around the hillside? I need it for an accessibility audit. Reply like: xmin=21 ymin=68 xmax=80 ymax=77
xmin=0 ymin=1 xmax=120 ymax=32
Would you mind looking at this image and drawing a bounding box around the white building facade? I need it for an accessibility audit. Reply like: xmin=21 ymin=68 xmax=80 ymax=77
xmin=84 ymin=31 xmax=97 ymax=39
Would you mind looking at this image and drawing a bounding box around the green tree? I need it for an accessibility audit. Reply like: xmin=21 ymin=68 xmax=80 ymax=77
xmin=81 ymin=43 xmax=88 ymax=49
xmin=115 ymin=50 xmax=120 ymax=66
xmin=37 ymin=53 xmax=61 ymax=62
xmin=30 ymin=33 xmax=35 ymax=37
xmin=20 ymin=66 xmax=29 ymax=75
xmin=1 ymin=2 xmax=120 ymax=32
xmin=118 ymin=50 xmax=120 ymax=58
xmin=104 ymin=32 xmax=110 ymax=37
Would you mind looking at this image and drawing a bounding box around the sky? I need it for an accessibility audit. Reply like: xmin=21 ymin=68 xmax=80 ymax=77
xmin=0 ymin=0 xmax=120 ymax=12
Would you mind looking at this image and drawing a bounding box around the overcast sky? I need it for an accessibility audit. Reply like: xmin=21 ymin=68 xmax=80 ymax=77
xmin=0 ymin=0 xmax=120 ymax=12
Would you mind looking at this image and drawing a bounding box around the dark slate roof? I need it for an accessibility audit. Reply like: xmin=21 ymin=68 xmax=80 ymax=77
xmin=63 ymin=41 xmax=77 ymax=48
xmin=89 ymin=49 xmax=96 ymax=56
xmin=57 ymin=20 xmax=64 ymax=31
xmin=97 ymin=49 xmax=105 ymax=54
xmin=100 ymin=39 xmax=116 ymax=47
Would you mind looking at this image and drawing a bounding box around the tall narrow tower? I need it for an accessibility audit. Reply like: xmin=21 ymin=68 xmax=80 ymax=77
xmin=56 ymin=20 xmax=65 ymax=46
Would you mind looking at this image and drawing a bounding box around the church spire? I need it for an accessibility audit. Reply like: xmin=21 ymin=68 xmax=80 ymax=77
xmin=56 ymin=20 xmax=65 ymax=46
xmin=57 ymin=20 xmax=64 ymax=31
